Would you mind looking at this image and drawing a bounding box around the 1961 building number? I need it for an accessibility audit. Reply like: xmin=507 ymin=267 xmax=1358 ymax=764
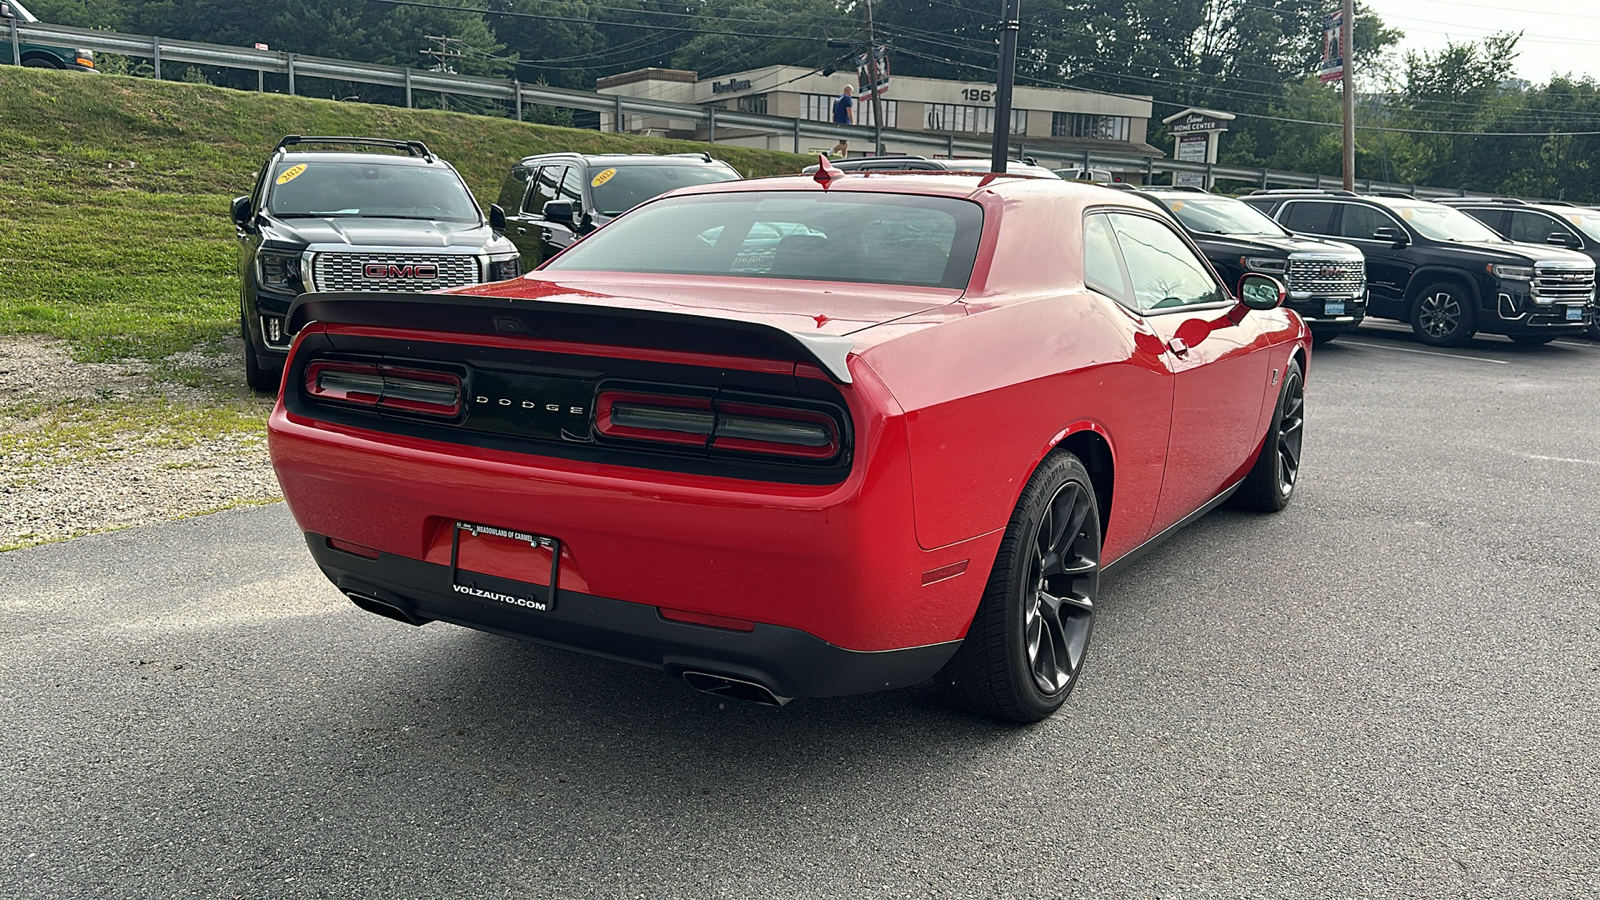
xmin=961 ymin=88 xmax=996 ymax=103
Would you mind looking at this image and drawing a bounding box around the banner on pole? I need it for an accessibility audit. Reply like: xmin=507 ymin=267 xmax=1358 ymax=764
xmin=856 ymin=46 xmax=890 ymax=98
xmin=1319 ymin=11 xmax=1344 ymax=83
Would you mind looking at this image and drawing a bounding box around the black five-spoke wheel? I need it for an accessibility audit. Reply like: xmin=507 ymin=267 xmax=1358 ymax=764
xmin=1023 ymin=481 xmax=1098 ymax=695
xmin=949 ymin=451 xmax=1101 ymax=723
xmin=1233 ymin=357 xmax=1305 ymax=513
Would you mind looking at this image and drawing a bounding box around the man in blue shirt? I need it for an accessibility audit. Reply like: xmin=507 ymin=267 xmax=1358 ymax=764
xmin=830 ymin=84 xmax=854 ymax=157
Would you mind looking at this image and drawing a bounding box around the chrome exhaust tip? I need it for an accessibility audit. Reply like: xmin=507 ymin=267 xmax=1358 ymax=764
xmin=343 ymin=589 xmax=429 ymax=627
xmin=681 ymin=670 xmax=791 ymax=707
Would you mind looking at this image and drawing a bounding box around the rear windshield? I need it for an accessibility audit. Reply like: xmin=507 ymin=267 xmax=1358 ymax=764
xmin=544 ymin=192 xmax=984 ymax=289
xmin=266 ymin=161 xmax=480 ymax=223
xmin=590 ymin=164 xmax=741 ymax=216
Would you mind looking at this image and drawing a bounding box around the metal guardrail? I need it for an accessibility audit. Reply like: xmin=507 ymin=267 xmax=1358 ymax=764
xmin=7 ymin=18 xmax=1474 ymax=197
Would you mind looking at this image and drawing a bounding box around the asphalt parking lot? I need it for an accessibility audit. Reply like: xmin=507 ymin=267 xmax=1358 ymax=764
xmin=3 ymin=324 xmax=1597 ymax=899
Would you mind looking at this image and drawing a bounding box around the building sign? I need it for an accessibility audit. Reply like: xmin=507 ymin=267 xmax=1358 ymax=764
xmin=1176 ymin=133 xmax=1208 ymax=163
xmin=1168 ymin=111 xmax=1229 ymax=134
xmin=857 ymin=46 xmax=890 ymax=98
xmin=1319 ymin=11 xmax=1344 ymax=83
xmin=710 ymin=78 xmax=753 ymax=94
xmin=1174 ymin=172 xmax=1206 ymax=189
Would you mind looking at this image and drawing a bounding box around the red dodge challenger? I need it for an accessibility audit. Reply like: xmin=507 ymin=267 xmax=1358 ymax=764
xmin=268 ymin=165 xmax=1310 ymax=723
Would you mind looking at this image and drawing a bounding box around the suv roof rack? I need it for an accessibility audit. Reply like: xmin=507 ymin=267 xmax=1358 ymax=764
xmin=1368 ymin=191 xmax=1422 ymax=199
xmin=275 ymin=135 xmax=434 ymax=161
xmin=666 ymin=151 xmax=716 ymax=162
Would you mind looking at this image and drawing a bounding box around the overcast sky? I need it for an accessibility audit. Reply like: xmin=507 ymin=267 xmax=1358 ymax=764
xmin=1364 ymin=0 xmax=1600 ymax=84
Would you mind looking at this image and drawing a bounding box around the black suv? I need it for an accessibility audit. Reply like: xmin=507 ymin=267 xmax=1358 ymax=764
xmin=1132 ymin=187 xmax=1367 ymax=343
xmin=1440 ymin=198 xmax=1600 ymax=340
xmin=231 ymin=136 xmax=522 ymax=392
xmin=1241 ymin=190 xmax=1595 ymax=346
xmin=497 ymin=152 xmax=739 ymax=266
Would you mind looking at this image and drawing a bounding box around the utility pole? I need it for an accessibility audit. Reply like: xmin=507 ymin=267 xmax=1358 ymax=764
xmin=1341 ymin=0 xmax=1355 ymax=190
xmin=863 ymin=0 xmax=884 ymax=155
xmin=990 ymin=0 xmax=1021 ymax=173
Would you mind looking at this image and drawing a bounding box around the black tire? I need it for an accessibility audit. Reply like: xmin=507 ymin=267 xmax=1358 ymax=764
xmin=1410 ymin=282 xmax=1476 ymax=346
xmin=948 ymin=452 xmax=1101 ymax=724
xmin=1231 ymin=357 xmax=1304 ymax=513
xmin=1509 ymin=335 xmax=1556 ymax=345
xmin=21 ymin=57 xmax=62 ymax=70
xmin=241 ymin=307 xmax=275 ymax=394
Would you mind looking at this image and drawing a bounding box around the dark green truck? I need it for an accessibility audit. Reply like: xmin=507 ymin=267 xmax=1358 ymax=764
xmin=2 ymin=0 xmax=96 ymax=71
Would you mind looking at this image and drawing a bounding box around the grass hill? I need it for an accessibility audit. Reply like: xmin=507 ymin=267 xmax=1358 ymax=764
xmin=0 ymin=66 xmax=809 ymax=362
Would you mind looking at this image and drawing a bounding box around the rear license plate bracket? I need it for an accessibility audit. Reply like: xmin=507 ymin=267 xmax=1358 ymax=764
xmin=448 ymin=521 xmax=560 ymax=612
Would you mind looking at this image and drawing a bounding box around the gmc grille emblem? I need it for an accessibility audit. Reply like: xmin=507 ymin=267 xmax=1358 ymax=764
xmin=365 ymin=263 xmax=439 ymax=279
xmin=1319 ymin=267 xmax=1343 ymax=277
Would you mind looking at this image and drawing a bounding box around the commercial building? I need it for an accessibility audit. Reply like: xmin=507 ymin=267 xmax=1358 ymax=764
xmin=595 ymin=65 xmax=1161 ymax=172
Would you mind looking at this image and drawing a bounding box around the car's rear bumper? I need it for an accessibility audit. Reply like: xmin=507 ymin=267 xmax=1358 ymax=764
xmin=305 ymin=534 xmax=960 ymax=698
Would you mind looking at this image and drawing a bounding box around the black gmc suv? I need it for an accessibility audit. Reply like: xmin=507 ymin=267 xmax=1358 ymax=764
xmin=497 ymin=152 xmax=739 ymax=266
xmin=1241 ymin=190 xmax=1595 ymax=346
xmin=1132 ymin=187 xmax=1367 ymax=343
xmin=232 ymin=136 xmax=522 ymax=392
xmin=1440 ymin=198 xmax=1600 ymax=341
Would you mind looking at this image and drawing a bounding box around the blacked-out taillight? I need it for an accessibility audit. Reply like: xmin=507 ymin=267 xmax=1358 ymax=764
xmin=710 ymin=401 xmax=838 ymax=459
xmin=595 ymin=391 xmax=714 ymax=446
xmin=305 ymin=360 xmax=463 ymax=418
xmin=594 ymin=390 xmax=841 ymax=461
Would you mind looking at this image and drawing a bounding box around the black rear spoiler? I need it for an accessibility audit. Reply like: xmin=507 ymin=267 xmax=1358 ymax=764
xmin=286 ymin=291 xmax=855 ymax=384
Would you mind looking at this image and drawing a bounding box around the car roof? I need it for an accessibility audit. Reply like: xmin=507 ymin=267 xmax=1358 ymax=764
xmin=515 ymin=152 xmax=733 ymax=167
xmin=656 ymin=171 xmax=1162 ymax=212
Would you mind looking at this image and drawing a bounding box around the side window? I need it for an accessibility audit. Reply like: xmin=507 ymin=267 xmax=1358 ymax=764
xmin=496 ymin=167 xmax=530 ymax=211
xmin=1280 ymin=201 xmax=1336 ymax=235
xmin=525 ymin=165 xmax=561 ymax=215
xmin=1339 ymin=204 xmax=1397 ymax=240
xmin=558 ymin=167 xmax=586 ymax=206
xmin=1509 ymin=211 xmax=1567 ymax=244
xmin=1107 ymin=213 xmax=1226 ymax=313
xmin=1082 ymin=214 xmax=1131 ymax=306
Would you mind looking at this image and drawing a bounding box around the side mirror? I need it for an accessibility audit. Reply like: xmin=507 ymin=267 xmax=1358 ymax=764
xmin=1238 ymin=273 xmax=1285 ymax=311
xmin=489 ymin=203 xmax=507 ymax=233
xmin=230 ymin=195 xmax=252 ymax=229
xmin=542 ymin=199 xmax=578 ymax=229
xmin=1371 ymin=226 xmax=1409 ymax=247
xmin=1548 ymin=231 xmax=1580 ymax=248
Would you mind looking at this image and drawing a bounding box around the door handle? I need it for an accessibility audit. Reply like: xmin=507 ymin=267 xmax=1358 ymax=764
xmin=515 ymin=226 xmax=528 ymax=234
xmin=1168 ymin=337 xmax=1190 ymax=357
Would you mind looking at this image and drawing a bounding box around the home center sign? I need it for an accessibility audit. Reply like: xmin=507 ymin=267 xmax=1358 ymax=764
xmin=1160 ymin=107 xmax=1234 ymax=188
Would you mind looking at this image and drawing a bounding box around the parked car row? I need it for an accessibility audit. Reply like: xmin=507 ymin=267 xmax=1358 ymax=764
xmin=243 ymin=140 xmax=1588 ymax=724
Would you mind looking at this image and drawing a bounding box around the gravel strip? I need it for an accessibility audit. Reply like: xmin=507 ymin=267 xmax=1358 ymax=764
xmin=0 ymin=336 xmax=280 ymax=548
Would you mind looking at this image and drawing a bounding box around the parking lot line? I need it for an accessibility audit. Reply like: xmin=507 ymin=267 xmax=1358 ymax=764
xmin=1526 ymin=454 xmax=1600 ymax=467
xmin=1338 ymin=340 xmax=1510 ymax=364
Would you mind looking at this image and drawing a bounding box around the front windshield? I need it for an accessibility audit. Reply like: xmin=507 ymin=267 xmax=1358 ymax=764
xmin=590 ymin=164 xmax=740 ymax=216
xmin=266 ymin=161 xmax=480 ymax=223
xmin=544 ymin=192 xmax=984 ymax=289
xmin=1164 ymin=196 xmax=1288 ymax=236
xmin=1388 ymin=201 xmax=1504 ymax=242
xmin=1559 ymin=210 xmax=1600 ymax=242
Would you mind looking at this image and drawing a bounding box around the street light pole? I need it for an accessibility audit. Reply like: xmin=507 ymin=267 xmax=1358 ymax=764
xmin=864 ymin=0 xmax=884 ymax=155
xmin=1341 ymin=0 xmax=1355 ymax=190
xmin=990 ymin=0 xmax=1021 ymax=173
